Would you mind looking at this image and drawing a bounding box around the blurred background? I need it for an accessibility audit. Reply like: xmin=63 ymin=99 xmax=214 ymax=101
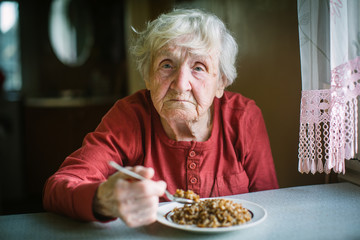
xmin=0 ymin=0 xmax=334 ymax=215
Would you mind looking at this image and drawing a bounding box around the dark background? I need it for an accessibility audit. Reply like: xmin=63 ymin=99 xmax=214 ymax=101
xmin=1 ymin=0 xmax=128 ymax=214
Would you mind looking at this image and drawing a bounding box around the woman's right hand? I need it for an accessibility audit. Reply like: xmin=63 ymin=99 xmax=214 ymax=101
xmin=92 ymin=165 xmax=167 ymax=227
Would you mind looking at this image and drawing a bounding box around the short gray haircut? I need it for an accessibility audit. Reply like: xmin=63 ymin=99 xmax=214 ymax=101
xmin=130 ymin=8 xmax=238 ymax=86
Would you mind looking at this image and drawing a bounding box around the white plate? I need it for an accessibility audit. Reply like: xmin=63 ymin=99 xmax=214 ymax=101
xmin=157 ymin=198 xmax=267 ymax=233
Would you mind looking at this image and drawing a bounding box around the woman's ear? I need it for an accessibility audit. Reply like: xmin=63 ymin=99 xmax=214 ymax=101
xmin=215 ymin=75 xmax=227 ymax=98
xmin=144 ymin=64 xmax=152 ymax=90
xmin=145 ymin=78 xmax=151 ymax=90
xmin=144 ymin=68 xmax=152 ymax=90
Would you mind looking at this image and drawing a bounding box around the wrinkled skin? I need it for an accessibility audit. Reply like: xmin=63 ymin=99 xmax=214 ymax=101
xmin=93 ymin=166 xmax=166 ymax=227
xmin=146 ymin=44 xmax=225 ymax=141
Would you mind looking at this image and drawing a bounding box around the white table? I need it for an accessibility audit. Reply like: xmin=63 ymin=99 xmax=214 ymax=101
xmin=1 ymin=182 xmax=359 ymax=239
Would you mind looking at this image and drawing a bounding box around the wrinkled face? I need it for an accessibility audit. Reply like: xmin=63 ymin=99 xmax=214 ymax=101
xmin=146 ymin=44 xmax=226 ymax=123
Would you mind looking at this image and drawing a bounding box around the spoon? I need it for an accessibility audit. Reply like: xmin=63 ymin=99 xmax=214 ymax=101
xmin=108 ymin=161 xmax=194 ymax=204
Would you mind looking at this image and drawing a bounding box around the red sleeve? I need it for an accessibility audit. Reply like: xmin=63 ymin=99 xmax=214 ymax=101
xmin=42 ymin=146 xmax=118 ymax=221
xmin=43 ymin=92 xmax=147 ymax=221
xmin=43 ymin=174 xmax=102 ymax=221
xmin=242 ymin=104 xmax=279 ymax=191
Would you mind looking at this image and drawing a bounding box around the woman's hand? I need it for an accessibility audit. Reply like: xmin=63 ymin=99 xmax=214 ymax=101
xmin=93 ymin=166 xmax=166 ymax=227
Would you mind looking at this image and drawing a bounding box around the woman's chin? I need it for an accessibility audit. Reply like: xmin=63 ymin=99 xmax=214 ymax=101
xmin=162 ymin=109 xmax=197 ymax=122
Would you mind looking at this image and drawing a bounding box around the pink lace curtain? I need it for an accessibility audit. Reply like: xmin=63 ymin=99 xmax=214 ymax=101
xmin=297 ymin=0 xmax=360 ymax=174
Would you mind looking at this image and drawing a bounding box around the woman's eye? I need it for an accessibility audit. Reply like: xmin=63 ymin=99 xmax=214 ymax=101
xmin=194 ymin=66 xmax=205 ymax=72
xmin=162 ymin=63 xmax=172 ymax=69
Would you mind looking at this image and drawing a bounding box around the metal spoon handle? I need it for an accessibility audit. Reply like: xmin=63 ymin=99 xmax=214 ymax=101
xmin=109 ymin=161 xmax=146 ymax=181
xmin=108 ymin=161 xmax=193 ymax=204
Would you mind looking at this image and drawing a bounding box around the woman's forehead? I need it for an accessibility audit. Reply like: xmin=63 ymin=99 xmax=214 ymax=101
xmin=154 ymin=45 xmax=219 ymax=61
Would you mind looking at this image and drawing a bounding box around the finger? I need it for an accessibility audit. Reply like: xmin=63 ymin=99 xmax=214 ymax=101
xmin=120 ymin=196 xmax=159 ymax=227
xmin=132 ymin=165 xmax=155 ymax=179
xmin=94 ymin=175 xmax=161 ymax=219
xmin=120 ymin=194 xmax=159 ymax=212
xmin=116 ymin=179 xmax=166 ymax=199
xmin=126 ymin=208 xmax=158 ymax=227
xmin=138 ymin=180 xmax=166 ymax=197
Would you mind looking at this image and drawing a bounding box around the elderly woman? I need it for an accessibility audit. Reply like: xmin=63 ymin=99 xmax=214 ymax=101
xmin=43 ymin=9 xmax=278 ymax=227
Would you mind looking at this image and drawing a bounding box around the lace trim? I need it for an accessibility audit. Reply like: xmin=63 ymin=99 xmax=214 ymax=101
xmin=298 ymin=56 xmax=360 ymax=174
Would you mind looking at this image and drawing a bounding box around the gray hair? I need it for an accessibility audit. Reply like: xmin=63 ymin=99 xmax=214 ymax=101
xmin=130 ymin=8 xmax=238 ymax=86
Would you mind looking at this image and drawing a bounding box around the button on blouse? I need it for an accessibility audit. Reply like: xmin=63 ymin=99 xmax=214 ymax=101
xmin=189 ymin=177 xmax=198 ymax=184
xmin=188 ymin=162 xmax=197 ymax=169
xmin=189 ymin=150 xmax=196 ymax=157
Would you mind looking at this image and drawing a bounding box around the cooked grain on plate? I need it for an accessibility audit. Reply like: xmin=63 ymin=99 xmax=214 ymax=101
xmin=174 ymin=189 xmax=200 ymax=202
xmin=170 ymin=198 xmax=252 ymax=228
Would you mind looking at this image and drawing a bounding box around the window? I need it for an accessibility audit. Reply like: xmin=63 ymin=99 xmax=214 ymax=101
xmin=0 ymin=1 xmax=21 ymax=92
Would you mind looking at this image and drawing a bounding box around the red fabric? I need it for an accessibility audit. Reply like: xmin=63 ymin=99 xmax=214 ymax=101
xmin=43 ymin=90 xmax=278 ymax=221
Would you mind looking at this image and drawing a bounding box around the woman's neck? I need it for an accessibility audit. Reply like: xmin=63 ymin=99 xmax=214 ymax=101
xmin=160 ymin=108 xmax=213 ymax=142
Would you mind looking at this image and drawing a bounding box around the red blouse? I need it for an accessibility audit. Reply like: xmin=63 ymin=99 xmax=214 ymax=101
xmin=43 ymin=90 xmax=278 ymax=221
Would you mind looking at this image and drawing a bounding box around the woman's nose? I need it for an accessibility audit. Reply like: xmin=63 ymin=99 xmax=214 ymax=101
xmin=171 ymin=66 xmax=191 ymax=92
